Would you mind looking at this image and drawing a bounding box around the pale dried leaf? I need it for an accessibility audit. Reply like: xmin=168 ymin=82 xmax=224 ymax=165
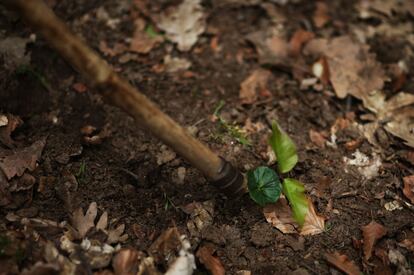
xmin=263 ymin=197 xmax=298 ymax=234
xmin=239 ymin=68 xmax=272 ymax=104
xmin=0 ymin=115 xmax=8 ymax=127
xmin=361 ymin=221 xmax=387 ymax=261
xmin=164 ymin=55 xmax=192 ymax=73
xmin=384 ymin=108 xmax=414 ymax=148
xmin=300 ymin=199 xmax=325 ymax=236
xmin=0 ymin=137 xmax=46 ymax=180
xmin=304 ymin=36 xmax=384 ymax=99
xmin=71 ymin=202 xmax=97 ymax=238
xmin=402 ymin=175 xmax=414 ymax=204
xmin=157 ymin=0 xmax=206 ymax=51
xmin=246 ymin=28 xmax=290 ymax=66
xmin=107 ymin=224 xmax=128 ymax=244
xmin=325 ymin=252 xmax=362 ymax=275
xmin=96 ymin=211 xmax=108 ymax=231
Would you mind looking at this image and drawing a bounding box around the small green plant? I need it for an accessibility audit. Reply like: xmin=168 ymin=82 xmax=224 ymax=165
xmin=145 ymin=24 xmax=162 ymax=38
xmin=213 ymin=100 xmax=251 ymax=146
xmin=247 ymin=121 xmax=309 ymax=226
xmin=15 ymin=65 xmax=52 ymax=92
xmin=76 ymin=161 xmax=87 ymax=183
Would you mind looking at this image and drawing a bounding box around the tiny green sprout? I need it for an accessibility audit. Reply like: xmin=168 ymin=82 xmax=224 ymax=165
xmin=145 ymin=24 xmax=161 ymax=38
xmin=213 ymin=100 xmax=251 ymax=146
xmin=15 ymin=65 xmax=51 ymax=92
xmin=76 ymin=161 xmax=87 ymax=182
xmin=163 ymin=193 xmax=176 ymax=210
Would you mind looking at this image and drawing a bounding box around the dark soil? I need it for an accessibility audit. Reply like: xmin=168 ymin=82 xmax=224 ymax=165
xmin=1 ymin=0 xmax=413 ymax=274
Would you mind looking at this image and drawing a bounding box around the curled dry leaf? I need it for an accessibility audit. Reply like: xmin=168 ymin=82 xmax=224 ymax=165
xmin=402 ymin=175 xmax=414 ymax=204
xmin=157 ymin=0 xmax=206 ymax=51
xmin=361 ymin=221 xmax=387 ymax=261
xmin=0 ymin=137 xmax=46 ymax=180
xmin=289 ymin=29 xmax=314 ymax=57
xmin=112 ymin=248 xmax=141 ymax=275
xmin=239 ymin=68 xmax=272 ymax=105
xmin=300 ymin=199 xmax=325 ymax=236
xmin=304 ymin=35 xmax=384 ymax=99
xmin=263 ymin=196 xmax=298 ymax=234
xmin=196 ymin=246 xmax=225 ymax=275
xmin=325 ymin=252 xmax=362 ymax=275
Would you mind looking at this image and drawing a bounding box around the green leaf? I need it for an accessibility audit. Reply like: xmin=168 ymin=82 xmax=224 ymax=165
xmin=247 ymin=167 xmax=282 ymax=206
xmin=269 ymin=121 xmax=298 ymax=173
xmin=145 ymin=24 xmax=161 ymax=38
xmin=282 ymin=178 xmax=309 ymax=226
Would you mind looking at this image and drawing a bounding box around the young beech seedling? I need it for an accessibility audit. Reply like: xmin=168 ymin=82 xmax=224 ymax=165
xmin=247 ymin=121 xmax=309 ymax=227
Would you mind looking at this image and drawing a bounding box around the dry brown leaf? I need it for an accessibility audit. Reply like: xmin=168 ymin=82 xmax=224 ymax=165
xmin=361 ymin=221 xmax=387 ymax=261
xmin=300 ymin=199 xmax=325 ymax=236
xmin=361 ymin=91 xmax=414 ymax=148
xmin=313 ymin=2 xmax=330 ymax=28
xmin=130 ymin=18 xmax=163 ymax=54
xmin=157 ymin=0 xmax=206 ymax=51
xmin=112 ymin=248 xmax=140 ymax=275
xmin=246 ymin=28 xmax=290 ymax=66
xmin=325 ymin=252 xmax=362 ymax=275
xmin=239 ymin=68 xmax=272 ymax=105
xmin=0 ymin=114 xmax=23 ymax=148
xmin=289 ymin=29 xmax=314 ymax=57
xmin=71 ymin=202 xmax=98 ymax=238
xmin=263 ymin=197 xmax=298 ymax=234
xmin=196 ymin=246 xmax=225 ymax=275
xmin=403 ymin=175 xmax=414 ymax=204
xmin=309 ymin=129 xmax=327 ymax=148
xmin=0 ymin=137 xmax=46 ymax=180
xmin=304 ymin=35 xmax=385 ymax=99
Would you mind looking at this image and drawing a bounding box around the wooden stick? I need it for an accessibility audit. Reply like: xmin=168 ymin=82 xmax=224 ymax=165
xmin=4 ymin=0 xmax=245 ymax=195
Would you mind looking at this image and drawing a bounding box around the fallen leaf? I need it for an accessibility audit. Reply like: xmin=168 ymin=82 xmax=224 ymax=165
xmin=361 ymin=91 xmax=414 ymax=148
xmin=99 ymin=40 xmax=127 ymax=57
xmin=246 ymin=28 xmax=290 ymax=67
xmin=156 ymin=145 xmax=176 ymax=165
xmin=239 ymin=68 xmax=272 ymax=104
xmin=0 ymin=137 xmax=46 ymax=180
xmin=157 ymin=0 xmax=206 ymax=51
xmin=304 ymin=35 xmax=385 ymax=99
xmin=107 ymin=223 xmax=128 ymax=244
xmin=182 ymin=200 xmax=214 ymax=237
xmin=130 ymin=18 xmax=163 ymax=54
xmin=0 ymin=114 xmax=23 ymax=148
xmin=263 ymin=196 xmax=298 ymax=234
xmin=196 ymin=246 xmax=225 ymax=275
xmin=300 ymin=199 xmax=325 ymax=236
xmin=325 ymin=252 xmax=362 ymax=275
xmin=71 ymin=201 xmax=98 ymax=238
xmin=112 ymin=248 xmax=140 ymax=275
xmin=289 ymin=29 xmax=314 ymax=57
xmin=403 ymin=175 xmax=414 ymax=204
xmin=164 ymin=55 xmax=192 ymax=73
xmin=361 ymin=221 xmax=387 ymax=261
xmin=309 ymin=129 xmax=327 ymax=148
xmin=313 ymin=2 xmax=330 ymax=28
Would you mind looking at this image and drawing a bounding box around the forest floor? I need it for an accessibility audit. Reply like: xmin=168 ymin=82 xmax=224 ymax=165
xmin=1 ymin=0 xmax=414 ymax=274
